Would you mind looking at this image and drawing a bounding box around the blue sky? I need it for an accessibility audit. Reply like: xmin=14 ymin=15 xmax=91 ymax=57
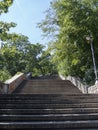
xmin=0 ymin=0 xmax=52 ymax=44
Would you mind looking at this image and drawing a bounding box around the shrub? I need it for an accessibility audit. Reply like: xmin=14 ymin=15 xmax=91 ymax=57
xmin=0 ymin=69 xmax=12 ymax=82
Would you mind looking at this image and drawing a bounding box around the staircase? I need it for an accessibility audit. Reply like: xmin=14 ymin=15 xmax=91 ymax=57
xmin=13 ymin=79 xmax=81 ymax=94
xmin=0 ymin=78 xmax=98 ymax=129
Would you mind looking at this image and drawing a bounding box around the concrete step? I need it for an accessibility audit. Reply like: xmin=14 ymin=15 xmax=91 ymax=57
xmin=0 ymin=120 xmax=98 ymax=129
xmin=0 ymin=103 xmax=98 ymax=109
xmin=0 ymin=113 xmax=98 ymax=122
xmin=0 ymin=76 xmax=98 ymax=130
xmin=1 ymin=108 xmax=98 ymax=115
xmin=13 ymin=79 xmax=82 ymax=94
xmin=0 ymin=98 xmax=98 ymax=104
xmin=0 ymin=94 xmax=98 ymax=99
xmin=28 ymin=79 xmax=70 ymax=83
xmin=0 ymin=92 xmax=98 ymax=129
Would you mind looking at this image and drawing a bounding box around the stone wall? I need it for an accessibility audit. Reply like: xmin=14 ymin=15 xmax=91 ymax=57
xmin=88 ymin=84 xmax=98 ymax=93
xmin=59 ymin=75 xmax=88 ymax=93
xmin=59 ymin=75 xmax=98 ymax=94
xmin=66 ymin=76 xmax=88 ymax=93
xmin=4 ymin=73 xmax=25 ymax=94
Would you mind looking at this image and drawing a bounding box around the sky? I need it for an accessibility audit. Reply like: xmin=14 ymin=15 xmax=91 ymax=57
xmin=0 ymin=0 xmax=52 ymax=44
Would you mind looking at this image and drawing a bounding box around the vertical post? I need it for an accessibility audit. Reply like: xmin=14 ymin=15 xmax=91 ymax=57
xmin=90 ymin=39 xmax=98 ymax=84
xmin=86 ymin=34 xmax=98 ymax=84
xmin=4 ymin=84 xmax=9 ymax=94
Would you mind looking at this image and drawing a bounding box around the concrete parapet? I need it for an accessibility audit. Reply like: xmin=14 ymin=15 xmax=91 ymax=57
xmin=4 ymin=73 xmax=25 ymax=94
xmin=59 ymin=75 xmax=88 ymax=93
xmin=88 ymin=83 xmax=98 ymax=93
xmin=59 ymin=75 xmax=98 ymax=94
xmin=0 ymin=82 xmax=5 ymax=94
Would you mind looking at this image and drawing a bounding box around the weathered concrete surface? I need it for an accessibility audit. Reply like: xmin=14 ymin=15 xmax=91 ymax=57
xmin=13 ymin=79 xmax=82 ymax=94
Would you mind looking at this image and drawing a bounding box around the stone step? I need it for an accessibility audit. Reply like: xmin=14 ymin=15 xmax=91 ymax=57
xmin=0 ymin=113 xmax=98 ymax=122
xmin=0 ymin=76 xmax=98 ymax=130
xmin=28 ymin=79 xmax=69 ymax=82
xmin=26 ymin=84 xmax=72 ymax=86
xmin=12 ymin=79 xmax=82 ymax=94
xmin=0 ymin=97 xmax=97 ymax=101
xmin=0 ymin=94 xmax=98 ymax=99
xmin=0 ymin=93 xmax=97 ymax=96
xmin=1 ymin=108 xmax=98 ymax=115
xmin=0 ymin=128 xmax=96 ymax=130
xmin=21 ymin=79 xmax=74 ymax=85
xmin=0 ymin=120 xmax=98 ymax=129
xmin=13 ymin=78 xmax=82 ymax=94
xmin=0 ymin=103 xmax=98 ymax=109
xmin=0 ymin=98 xmax=98 ymax=103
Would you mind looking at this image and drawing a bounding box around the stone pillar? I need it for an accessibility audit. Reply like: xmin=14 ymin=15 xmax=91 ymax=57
xmin=4 ymin=84 xmax=9 ymax=94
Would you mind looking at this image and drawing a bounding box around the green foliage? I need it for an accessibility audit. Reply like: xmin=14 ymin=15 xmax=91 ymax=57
xmin=83 ymin=68 xmax=95 ymax=85
xmin=38 ymin=0 xmax=98 ymax=84
xmin=15 ymin=72 xmax=23 ymax=75
xmin=0 ymin=68 xmax=11 ymax=82
xmin=0 ymin=0 xmax=57 ymax=81
xmin=0 ymin=0 xmax=13 ymax=14
xmin=0 ymin=34 xmax=57 ymax=77
xmin=0 ymin=21 xmax=16 ymax=41
xmin=38 ymin=50 xmax=57 ymax=76
xmin=0 ymin=34 xmax=31 ymax=75
xmin=0 ymin=0 xmax=16 ymax=42
xmin=24 ymin=43 xmax=57 ymax=76
xmin=1 ymin=44 xmax=22 ymax=75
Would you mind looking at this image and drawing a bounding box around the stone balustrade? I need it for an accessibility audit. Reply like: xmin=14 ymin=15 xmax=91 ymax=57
xmin=59 ymin=75 xmax=88 ymax=93
xmin=88 ymin=84 xmax=98 ymax=93
xmin=66 ymin=76 xmax=88 ymax=93
xmin=59 ymin=75 xmax=98 ymax=94
xmin=4 ymin=73 xmax=25 ymax=94
xmin=1 ymin=73 xmax=98 ymax=94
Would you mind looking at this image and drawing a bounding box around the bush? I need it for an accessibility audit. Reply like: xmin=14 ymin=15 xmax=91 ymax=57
xmin=0 ymin=69 xmax=12 ymax=82
xmin=83 ymin=68 xmax=95 ymax=85
xmin=15 ymin=72 xmax=23 ymax=75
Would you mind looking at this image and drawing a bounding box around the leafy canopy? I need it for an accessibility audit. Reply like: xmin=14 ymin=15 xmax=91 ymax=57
xmin=0 ymin=0 xmax=13 ymax=14
xmin=38 ymin=0 xmax=98 ymax=84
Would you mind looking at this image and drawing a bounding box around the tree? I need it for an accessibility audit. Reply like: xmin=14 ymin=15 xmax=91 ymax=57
xmin=0 ymin=0 xmax=15 ymax=41
xmin=0 ymin=21 xmax=16 ymax=42
xmin=0 ymin=0 xmax=16 ymax=43
xmin=0 ymin=68 xmax=11 ymax=82
xmin=0 ymin=34 xmax=31 ymax=75
xmin=38 ymin=0 xmax=98 ymax=84
xmin=25 ymin=43 xmax=57 ymax=76
xmin=0 ymin=0 xmax=13 ymax=14
xmin=38 ymin=50 xmax=57 ymax=76
xmin=1 ymin=43 xmax=23 ymax=75
xmin=1 ymin=35 xmax=56 ymax=77
xmin=0 ymin=0 xmax=16 ymax=81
